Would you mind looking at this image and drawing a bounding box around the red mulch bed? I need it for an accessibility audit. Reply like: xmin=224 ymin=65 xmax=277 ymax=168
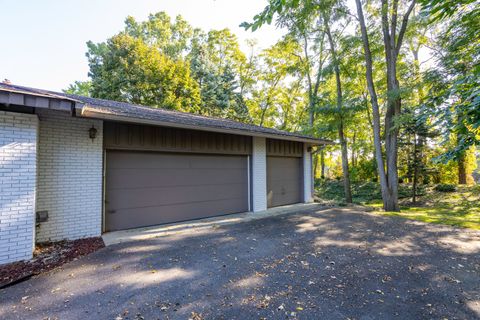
xmin=0 ymin=237 xmax=104 ymax=289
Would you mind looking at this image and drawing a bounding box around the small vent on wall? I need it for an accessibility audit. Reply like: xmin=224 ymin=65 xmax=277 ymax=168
xmin=36 ymin=210 xmax=48 ymax=223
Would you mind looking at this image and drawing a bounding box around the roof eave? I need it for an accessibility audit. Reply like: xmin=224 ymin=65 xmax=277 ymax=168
xmin=80 ymin=106 xmax=333 ymax=145
xmin=0 ymin=87 xmax=79 ymax=112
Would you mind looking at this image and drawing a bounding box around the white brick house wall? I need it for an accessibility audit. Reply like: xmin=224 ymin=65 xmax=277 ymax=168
xmin=0 ymin=111 xmax=38 ymax=264
xmin=251 ymin=137 xmax=267 ymax=212
xmin=35 ymin=109 xmax=103 ymax=242
xmin=303 ymin=144 xmax=314 ymax=203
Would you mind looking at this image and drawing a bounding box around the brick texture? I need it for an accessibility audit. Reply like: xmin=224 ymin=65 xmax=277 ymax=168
xmin=0 ymin=111 xmax=38 ymax=264
xmin=251 ymin=137 xmax=267 ymax=212
xmin=35 ymin=109 xmax=103 ymax=242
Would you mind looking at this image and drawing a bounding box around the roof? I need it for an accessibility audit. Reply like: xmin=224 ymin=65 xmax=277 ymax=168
xmin=0 ymin=83 xmax=332 ymax=145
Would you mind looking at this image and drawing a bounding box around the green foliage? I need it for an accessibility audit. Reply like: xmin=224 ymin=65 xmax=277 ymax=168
xmin=349 ymin=159 xmax=377 ymax=182
xmin=63 ymin=81 xmax=92 ymax=96
xmin=189 ymin=29 xmax=250 ymax=121
xmin=434 ymin=183 xmax=457 ymax=192
xmin=315 ymin=180 xmax=426 ymax=204
xmin=85 ymin=12 xmax=255 ymax=121
xmin=318 ymin=182 xmax=480 ymax=230
xmin=63 ymin=4 xmax=479 ymax=197
xmin=246 ymin=37 xmax=307 ymax=128
xmin=86 ymin=33 xmax=200 ymax=112
xmin=123 ymin=12 xmax=193 ymax=58
xmin=420 ymin=0 xmax=480 ymax=160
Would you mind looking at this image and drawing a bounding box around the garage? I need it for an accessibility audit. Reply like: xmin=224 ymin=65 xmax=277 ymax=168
xmin=266 ymin=139 xmax=303 ymax=208
xmin=103 ymin=122 xmax=251 ymax=231
xmin=0 ymin=82 xmax=330 ymax=265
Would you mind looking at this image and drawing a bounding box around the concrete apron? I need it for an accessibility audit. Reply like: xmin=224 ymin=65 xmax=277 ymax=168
xmin=102 ymin=203 xmax=320 ymax=246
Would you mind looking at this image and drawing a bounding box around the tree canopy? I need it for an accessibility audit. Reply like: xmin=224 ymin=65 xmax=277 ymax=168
xmin=67 ymin=2 xmax=479 ymax=209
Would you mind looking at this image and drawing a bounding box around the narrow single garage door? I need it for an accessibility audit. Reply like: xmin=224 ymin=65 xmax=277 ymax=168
xmin=267 ymin=157 xmax=302 ymax=208
xmin=105 ymin=151 xmax=249 ymax=231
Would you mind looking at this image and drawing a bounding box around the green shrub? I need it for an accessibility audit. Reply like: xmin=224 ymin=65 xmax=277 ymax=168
xmin=434 ymin=183 xmax=457 ymax=192
xmin=316 ymin=180 xmax=430 ymax=203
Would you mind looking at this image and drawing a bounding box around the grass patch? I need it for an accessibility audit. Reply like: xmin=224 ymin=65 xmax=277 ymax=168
xmin=376 ymin=186 xmax=480 ymax=230
xmin=316 ymin=181 xmax=480 ymax=230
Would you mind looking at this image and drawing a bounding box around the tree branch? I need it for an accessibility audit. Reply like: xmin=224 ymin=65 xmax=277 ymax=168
xmin=395 ymin=0 xmax=416 ymax=57
xmin=381 ymin=0 xmax=393 ymax=71
xmin=391 ymin=0 xmax=399 ymax=49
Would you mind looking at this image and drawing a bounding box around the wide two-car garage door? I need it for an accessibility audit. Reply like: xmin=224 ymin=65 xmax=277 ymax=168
xmin=105 ymin=151 xmax=249 ymax=231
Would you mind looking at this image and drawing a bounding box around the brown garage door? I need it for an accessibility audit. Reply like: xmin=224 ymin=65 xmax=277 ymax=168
xmin=267 ymin=156 xmax=302 ymax=208
xmin=105 ymin=151 xmax=249 ymax=231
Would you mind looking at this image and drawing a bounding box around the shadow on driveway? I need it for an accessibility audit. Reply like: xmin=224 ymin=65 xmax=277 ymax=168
xmin=1 ymin=205 xmax=479 ymax=319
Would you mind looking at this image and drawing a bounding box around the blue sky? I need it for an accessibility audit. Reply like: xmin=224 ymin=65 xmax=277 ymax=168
xmin=0 ymin=0 xmax=284 ymax=91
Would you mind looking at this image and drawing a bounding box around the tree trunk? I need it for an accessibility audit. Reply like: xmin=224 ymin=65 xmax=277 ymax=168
xmin=351 ymin=131 xmax=357 ymax=167
xmin=381 ymin=0 xmax=401 ymax=212
xmin=321 ymin=149 xmax=326 ymax=179
xmin=356 ymin=0 xmax=414 ymax=211
xmin=323 ymin=15 xmax=352 ymax=203
xmin=355 ymin=0 xmax=391 ymax=208
xmin=339 ymin=125 xmax=353 ymax=203
xmin=458 ymin=152 xmax=467 ymax=184
xmin=406 ymin=134 xmax=412 ymax=183
xmin=412 ymin=134 xmax=418 ymax=203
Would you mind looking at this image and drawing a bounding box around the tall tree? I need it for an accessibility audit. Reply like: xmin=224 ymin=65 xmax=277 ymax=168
xmin=86 ymin=33 xmax=200 ymax=111
xmin=189 ymin=29 xmax=250 ymax=121
xmin=85 ymin=12 xmax=254 ymax=120
xmin=247 ymin=37 xmax=303 ymax=127
xmin=242 ymin=0 xmax=354 ymax=203
xmin=321 ymin=2 xmax=352 ymax=203
xmin=354 ymin=0 xmax=416 ymax=211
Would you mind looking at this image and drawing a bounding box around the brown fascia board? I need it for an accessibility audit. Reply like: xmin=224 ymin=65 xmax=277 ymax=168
xmin=0 ymin=88 xmax=77 ymax=112
xmin=79 ymin=105 xmax=334 ymax=146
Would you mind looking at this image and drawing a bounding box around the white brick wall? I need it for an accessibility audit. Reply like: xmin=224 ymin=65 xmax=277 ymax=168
xmin=35 ymin=109 xmax=103 ymax=242
xmin=303 ymin=144 xmax=314 ymax=203
xmin=251 ymin=137 xmax=267 ymax=212
xmin=0 ymin=111 xmax=38 ymax=264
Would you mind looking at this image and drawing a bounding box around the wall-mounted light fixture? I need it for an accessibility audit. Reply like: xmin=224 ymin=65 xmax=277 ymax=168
xmin=89 ymin=125 xmax=97 ymax=141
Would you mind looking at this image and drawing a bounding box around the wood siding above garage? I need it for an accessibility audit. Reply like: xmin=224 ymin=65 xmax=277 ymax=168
xmin=266 ymin=138 xmax=303 ymax=157
xmin=104 ymin=122 xmax=252 ymax=155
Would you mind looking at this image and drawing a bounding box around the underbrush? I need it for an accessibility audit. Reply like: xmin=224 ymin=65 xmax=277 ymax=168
xmin=315 ymin=180 xmax=426 ymax=205
xmin=315 ymin=180 xmax=480 ymax=229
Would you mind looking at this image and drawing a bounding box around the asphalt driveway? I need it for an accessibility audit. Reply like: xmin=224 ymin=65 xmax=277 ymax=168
xmin=1 ymin=206 xmax=479 ymax=320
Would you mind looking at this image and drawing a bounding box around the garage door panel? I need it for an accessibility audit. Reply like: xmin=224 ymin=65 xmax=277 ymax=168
xmin=107 ymin=152 xmax=192 ymax=169
xmin=190 ymin=156 xmax=247 ymax=169
xmin=108 ymin=153 xmax=248 ymax=170
xmin=106 ymin=168 xmax=247 ymax=189
xmin=107 ymin=183 xmax=248 ymax=209
xmin=107 ymin=197 xmax=247 ymax=231
xmin=267 ymin=156 xmax=302 ymax=208
xmin=105 ymin=151 xmax=249 ymax=231
xmin=267 ymin=189 xmax=301 ymax=206
xmin=267 ymin=184 xmax=301 ymax=197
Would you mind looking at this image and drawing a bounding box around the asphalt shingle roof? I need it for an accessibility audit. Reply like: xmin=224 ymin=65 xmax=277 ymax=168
xmin=0 ymin=83 xmax=331 ymax=144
